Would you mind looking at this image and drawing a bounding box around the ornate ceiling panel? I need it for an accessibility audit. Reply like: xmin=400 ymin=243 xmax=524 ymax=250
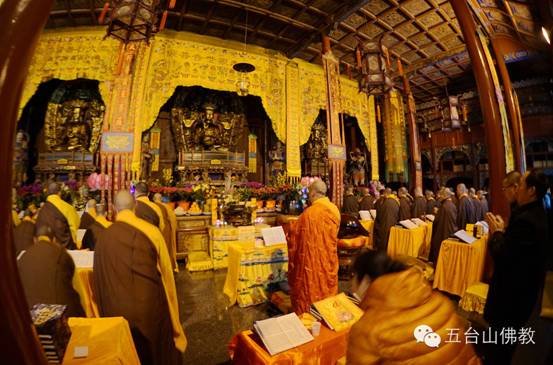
xmin=46 ymin=0 xmax=540 ymax=102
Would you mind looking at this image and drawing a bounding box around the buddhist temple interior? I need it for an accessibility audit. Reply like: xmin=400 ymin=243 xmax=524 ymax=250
xmin=2 ymin=0 xmax=553 ymax=364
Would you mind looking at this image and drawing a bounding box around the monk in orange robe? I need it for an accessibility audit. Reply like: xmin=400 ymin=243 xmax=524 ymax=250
xmin=288 ymin=180 xmax=340 ymax=314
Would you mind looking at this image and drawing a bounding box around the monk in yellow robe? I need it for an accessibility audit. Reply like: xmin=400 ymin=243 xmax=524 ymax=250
xmin=288 ymin=180 xmax=340 ymax=314
xmin=153 ymin=193 xmax=178 ymax=272
xmin=81 ymin=204 xmax=111 ymax=251
xmin=36 ymin=183 xmax=80 ymax=249
xmin=94 ymin=191 xmax=186 ymax=365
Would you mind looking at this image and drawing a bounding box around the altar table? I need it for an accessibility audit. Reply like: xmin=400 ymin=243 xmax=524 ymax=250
xmin=223 ymin=242 xmax=288 ymax=307
xmin=63 ymin=317 xmax=140 ymax=364
xmin=433 ymin=236 xmax=488 ymax=296
xmin=229 ymin=326 xmax=349 ymax=365
xmin=72 ymin=268 xmax=99 ymax=318
xmin=359 ymin=220 xmax=374 ymax=249
xmin=387 ymin=224 xmax=432 ymax=259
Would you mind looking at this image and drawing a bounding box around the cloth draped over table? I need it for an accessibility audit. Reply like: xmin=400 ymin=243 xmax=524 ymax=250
xmin=19 ymin=27 xmax=378 ymax=180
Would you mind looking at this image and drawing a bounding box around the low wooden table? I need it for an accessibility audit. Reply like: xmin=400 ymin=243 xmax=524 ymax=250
xmin=229 ymin=326 xmax=349 ymax=365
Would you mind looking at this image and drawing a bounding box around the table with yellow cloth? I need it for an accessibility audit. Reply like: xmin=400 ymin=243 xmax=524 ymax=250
xmin=72 ymin=268 xmax=99 ymax=318
xmin=229 ymin=325 xmax=349 ymax=364
xmin=360 ymin=220 xmax=374 ymax=249
xmin=223 ymin=242 xmax=288 ymax=307
xmin=63 ymin=317 xmax=140 ymax=364
xmin=459 ymin=282 xmax=489 ymax=314
xmin=387 ymin=223 xmax=433 ymax=259
xmin=433 ymin=236 xmax=488 ymax=297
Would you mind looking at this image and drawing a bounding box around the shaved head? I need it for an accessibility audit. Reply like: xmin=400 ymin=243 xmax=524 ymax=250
xmin=503 ymin=171 xmax=522 ymax=187
xmin=86 ymin=199 xmax=97 ymax=208
xmin=456 ymin=183 xmax=467 ymax=196
xmin=308 ymin=179 xmax=327 ymax=203
xmin=414 ymin=187 xmax=423 ymax=197
xmin=135 ymin=182 xmax=149 ymax=197
xmin=114 ymin=190 xmax=135 ymax=212
xmin=398 ymin=187 xmax=408 ymax=196
xmin=153 ymin=193 xmax=163 ymax=202
xmin=47 ymin=182 xmax=60 ymax=196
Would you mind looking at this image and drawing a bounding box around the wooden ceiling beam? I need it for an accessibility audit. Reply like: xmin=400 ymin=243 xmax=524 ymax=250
xmin=286 ymin=0 xmax=371 ymax=58
xmin=401 ymin=44 xmax=467 ymax=75
xmin=275 ymin=0 xmax=315 ymax=39
xmin=88 ymin=0 xmax=97 ymax=25
xmin=222 ymin=11 xmax=241 ymax=39
xmin=200 ymin=2 xmax=218 ymax=34
xmin=178 ymin=0 xmax=191 ymax=31
xmin=251 ymin=0 xmax=284 ymax=40
xmin=65 ymin=0 xmax=75 ymax=26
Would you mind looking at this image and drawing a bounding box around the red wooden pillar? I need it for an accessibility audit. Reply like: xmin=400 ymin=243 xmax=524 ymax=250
xmin=450 ymin=0 xmax=509 ymax=217
xmin=0 ymin=1 xmax=53 ymax=364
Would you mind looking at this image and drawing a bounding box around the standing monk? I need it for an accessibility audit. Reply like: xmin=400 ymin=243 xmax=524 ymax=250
xmin=94 ymin=191 xmax=186 ymax=365
xmin=81 ymin=204 xmax=111 ymax=251
xmin=398 ymin=187 xmax=412 ymax=221
xmin=425 ymin=190 xmax=439 ymax=215
xmin=469 ymin=188 xmax=483 ymax=222
xmin=411 ymin=187 xmax=427 ymax=219
xmin=373 ymin=189 xmax=400 ymax=252
xmin=288 ymin=180 xmax=340 ymax=314
xmin=342 ymin=186 xmax=359 ymax=218
xmin=429 ymin=189 xmax=458 ymax=263
xmin=359 ymin=187 xmax=375 ymax=211
xmin=36 ymin=183 xmax=80 ymax=249
xmin=134 ymin=182 xmax=165 ymax=232
xmin=153 ymin=193 xmax=178 ymax=272
xmin=477 ymin=190 xmax=488 ymax=216
xmin=456 ymin=183 xmax=476 ymax=231
xmin=13 ymin=210 xmax=35 ymax=255
xmin=79 ymin=199 xmax=97 ymax=230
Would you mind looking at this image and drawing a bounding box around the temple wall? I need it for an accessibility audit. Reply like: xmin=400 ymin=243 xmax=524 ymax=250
xmin=19 ymin=27 xmax=379 ymax=180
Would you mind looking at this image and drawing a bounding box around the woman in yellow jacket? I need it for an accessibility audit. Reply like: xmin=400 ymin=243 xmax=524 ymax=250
xmin=347 ymin=251 xmax=481 ymax=364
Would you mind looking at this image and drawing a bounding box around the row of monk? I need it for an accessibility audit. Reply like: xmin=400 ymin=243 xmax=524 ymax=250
xmin=12 ymin=182 xmax=185 ymax=365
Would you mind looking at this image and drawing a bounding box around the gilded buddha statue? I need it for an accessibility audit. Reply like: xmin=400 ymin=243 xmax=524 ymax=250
xmin=192 ymin=104 xmax=224 ymax=151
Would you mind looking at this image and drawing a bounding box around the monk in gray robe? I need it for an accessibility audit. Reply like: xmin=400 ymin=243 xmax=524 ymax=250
xmin=373 ymin=188 xmax=400 ymax=252
xmin=94 ymin=191 xmax=185 ymax=365
xmin=425 ymin=190 xmax=439 ymax=214
xmin=36 ymin=183 xmax=80 ymax=249
xmin=398 ymin=187 xmax=412 ymax=221
xmin=342 ymin=186 xmax=359 ymax=218
xmin=13 ymin=210 xmax=35 ymax=255
xmin=456 ymin=183 xmax=477 ymax=230
xmin=411 ymin=187 xmax=427 ymax=219
xmin=429 ymin=189 xmax=458 ymax=263
xmin=359 ymin=187 xmax=375 ymax=210
xmin=79 ymin=199 xmax=97 ymax=230
xmin=17 ymin=226 xmax=84 ymax=317
xmin=469 ymin=188 xmax=483 ymax=221
xmin=478 ymin=190 xmax=489 ymax=216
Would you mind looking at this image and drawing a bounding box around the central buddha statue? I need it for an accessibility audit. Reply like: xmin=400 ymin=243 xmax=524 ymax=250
xmin=192 ymin=104 xmax=224 ymax=151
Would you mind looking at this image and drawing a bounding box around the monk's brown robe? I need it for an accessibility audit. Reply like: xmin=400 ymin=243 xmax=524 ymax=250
xmin=399 ymin=196 xmax=412 ymax=221
xmin=288 ymin=197 xmax=340 ymax=314
xmin=79 ymin=211 xmax=96 ymax=230
xmin=94 ymin=220 xmax=181 ymax=365
xmin=411 ymin=196 xmax=427 ymax=219
xmin=373 ymin=197 xmax=400 ymax=252
xmin=480 ymin=197 xmax=489 ymax=216
xmin=426 ymin=197 xmax=439 ymax=214
xmin=135 ymin=200 xmax=160 ymax=227
xmin=155 ymin=202 xmax=176 ymax=271
xmin=14 ymin=219 xmax=35 ymax=255
xmin=429 ymin=199 xmax=458 ymax=263
xmin=36 ymin=201 xmax=76 ymax=249
xmin=359 ymin=195 xmax=375 ymax=211
xmin=81 ymin=221 xmax=106 ymax=251
xmin=472 ymin=196 xmax=484 ymax=222
xmin=17 ymin=238 xmax=84 ymax=317
xmin=342 ymin=194 xmax=359 ymax=218
xmin=457 ymin=195 xmax=477 ymax=230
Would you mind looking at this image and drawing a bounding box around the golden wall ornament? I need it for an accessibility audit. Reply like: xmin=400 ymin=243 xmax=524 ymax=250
xmin=21 ymin=28 xmax=378 ymax=178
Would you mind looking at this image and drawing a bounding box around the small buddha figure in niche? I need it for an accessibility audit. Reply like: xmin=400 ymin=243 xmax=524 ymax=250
xmin=308 ymin=123 xmax=327 ymax=161
xmin=66 ymin=123 xmax=88 ymax=151
xmin=269 ymin=141 xmax=285 ymax=176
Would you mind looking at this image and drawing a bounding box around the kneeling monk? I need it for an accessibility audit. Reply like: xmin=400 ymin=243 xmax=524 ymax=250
xmin=288 ymin=180 xmax=340 ymax=314
xmin=94 ymin=191 xmax=186 ymax=365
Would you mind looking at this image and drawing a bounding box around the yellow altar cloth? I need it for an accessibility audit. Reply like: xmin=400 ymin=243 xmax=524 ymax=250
xmin=387 ymin=224 xmax=432 ymax=259
xmin=72 ymin=268 xmax=99 ymax=318
xmin=459 ymin=282 xmax=489 ymax=314
xmin=229 ymin=326 xmax=349 ymax=365
xmin=223 ymin=242 xmax=288 ymax=307
xmin=360 ymin=220 xmax=374 ymax=249
xmin=433 ymin=236 xmax=488 ymax=296
xmin=63 ymin=317 xmax=140 ymax=364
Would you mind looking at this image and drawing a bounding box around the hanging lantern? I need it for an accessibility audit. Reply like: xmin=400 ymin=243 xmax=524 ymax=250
xmin=233 ymin=62 xmax=255 ymax=97
xmin=358 ymin=41 xmax=392 ymax=95
xmin=105 ymin=0 xmax=161 ymax=43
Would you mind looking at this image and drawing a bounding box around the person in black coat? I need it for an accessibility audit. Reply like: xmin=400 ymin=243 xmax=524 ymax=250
xmin=485 ymin=169 xmax=549 ymax=365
